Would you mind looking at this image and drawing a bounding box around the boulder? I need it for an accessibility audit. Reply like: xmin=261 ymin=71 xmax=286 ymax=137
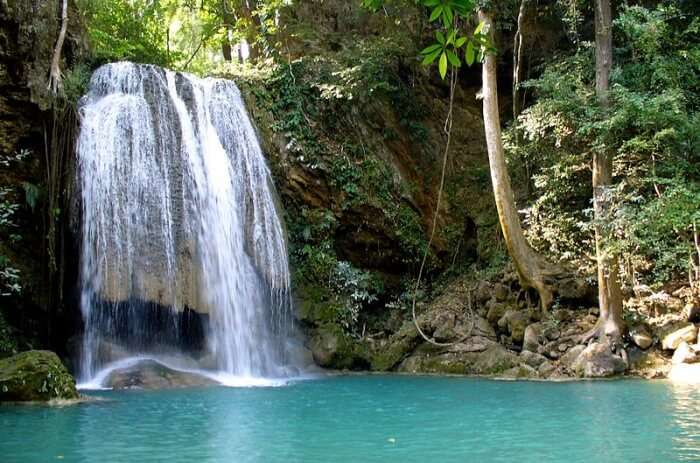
xmin=661 ymin=324 xmax=697 ymax=350
xmin=104 ymin=360 xmax=217 ymax=389
xmin=671 ymin=342 xmax=700 ymax=365
xmin=686 ymin=303 xmax=700 ymax=323
xmin=311 ymin=325 xmax=369 ymax=370
xmin=519 ymin=350 xmax=548 ymax=368
xmin=522 ymin=323 xmax=542 ymax=353
xmin=559 ymin=344 xmax=586 ymax=371
xmin=0 ymin=351 xmax=79 ymax=402
xmin=537 ymin=360 xmax=557 ymax=378
xmin=499 ymin=364 xmax=538 ymax=380
xmin=498 ymin=310 xmax=530 ymax=343
xmin=571 ymin=342 xmax=627 ymax=378
xmin=629 ymin=324 xmax=653 ymax=350
xmin=486 ymin=301 xmax=508 ymax=325
xmin=493 ymin=284 xmax=509 ymax=302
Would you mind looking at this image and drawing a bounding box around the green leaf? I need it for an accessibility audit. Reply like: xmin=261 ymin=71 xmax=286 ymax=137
xmin=447 ymin=49 xmax=461 ymax=67
xmin=429 ymin=6 xmax=443 ymax=22
xmin=442 ymin=5 xmax=454 ymax=27
xmin=455 ymin=36 xmax=467 ymax=48
xmin=422 ymin=48 xmax=442 ymax=64
xmin=465 ymin=40 xmax=475 ymax=65
xmin=439 ymin=51 xmax=448 ymax=79
xmin=474 ymin=21 xmax=485 ymax=35
xmin=420 ymin=43 xmax=442 ymax=55
xmin=436 ymin=31 xmax=446 ymax=45
xmin=422 ymin=0 xmax=441 ymax=6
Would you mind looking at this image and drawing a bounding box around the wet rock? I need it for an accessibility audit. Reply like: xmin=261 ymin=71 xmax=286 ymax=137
xmin=519 ymin=350 xmax=548 ymax=368
xmin=0 ymin=351 xmax=79 ymax=402
xmin=571 ymin=342 xmax=627 ymax=378
xmin=398 ymin=343 xmax=518 ymax=376
xmin=629 ymin=324 xmax=653 ymax=350
xmin=661 ymin=324 xmax=697 ymax=350
xmin=499 ymin=364 xmax=538 ymax=380
xmin=522 ymin=323 xmax=542 ymax=353
xmin=559 ymin=345 xmax=586 ymax=371
xmin=672 ymin=342 xmax=700 ymax=365
xmin=370 ymin=323 xmax=420 ymax=371
xmin=104 ymin=360 xmax=217 ymax=389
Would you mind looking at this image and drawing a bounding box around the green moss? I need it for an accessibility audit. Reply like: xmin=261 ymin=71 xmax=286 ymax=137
xmin=0 ymin=350 xmax=78 ymax=402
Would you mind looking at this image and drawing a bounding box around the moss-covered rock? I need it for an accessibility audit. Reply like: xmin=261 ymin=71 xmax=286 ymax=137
xmin=310 ymin=324 xmax=370 ymax=370
xmin=0 ymin=350 xmax=79 ymax=402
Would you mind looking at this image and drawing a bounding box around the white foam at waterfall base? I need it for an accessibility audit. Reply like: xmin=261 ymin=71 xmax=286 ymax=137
xmin=76 ymin=62 xmax=303 ymax=386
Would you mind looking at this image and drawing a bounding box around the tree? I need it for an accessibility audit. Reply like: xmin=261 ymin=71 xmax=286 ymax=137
xmin=47 ymin=0 xmax=68 ymax=93
xmin=478 ymin=8 xmax=574 ymax=311
xmin=588 ymin=0 xmax=625 ymax=343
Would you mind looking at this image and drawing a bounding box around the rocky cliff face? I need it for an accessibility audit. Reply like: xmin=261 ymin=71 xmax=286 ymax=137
xmin=0 ymin=0 xmax=85 ymax=354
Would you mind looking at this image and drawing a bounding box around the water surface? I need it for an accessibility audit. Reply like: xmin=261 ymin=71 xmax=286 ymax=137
xmin=1 ymin=375 xmax=698 ymax=462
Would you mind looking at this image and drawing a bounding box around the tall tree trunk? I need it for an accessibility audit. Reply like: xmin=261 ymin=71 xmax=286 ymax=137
xmin=591 ymin=0 xmax=624 ymax=341
xmin=512 ymin=0 xmax=528 ymax=120
xmin=479 ymin=10 xmax=575 ymax=311
xmin=47 ymin=0 xmax=68 ymax=94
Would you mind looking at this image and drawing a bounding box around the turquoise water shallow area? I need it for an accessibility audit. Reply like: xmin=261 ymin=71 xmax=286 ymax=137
xmin=1 ymin=375 xmax=699 ymax=462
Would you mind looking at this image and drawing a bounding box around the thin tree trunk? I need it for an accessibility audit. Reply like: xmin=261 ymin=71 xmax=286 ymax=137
xmin=479 ymin=10 xmax=575 ymax=311
xmin=512 ymin=0 xmax=527 ymax=120
xmin=47 ymin=0 xmax=68 ymax=94
xmin=590 ymin=0 xmax=625 ymax=342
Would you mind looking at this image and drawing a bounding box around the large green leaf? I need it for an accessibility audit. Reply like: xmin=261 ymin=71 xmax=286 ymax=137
xmin=439 ymin=51 xmax=448 ymax=79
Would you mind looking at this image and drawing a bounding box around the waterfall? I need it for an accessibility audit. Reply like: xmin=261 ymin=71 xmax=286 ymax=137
xmin=76 ymin=62 xmax=299 ymax=385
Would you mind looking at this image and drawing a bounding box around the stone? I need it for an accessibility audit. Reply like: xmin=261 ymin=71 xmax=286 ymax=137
xmin=499 ymin=364 xmax=538 ymax=380
xmin=493 ymin=284 xmax=509 ymax=302
xmin=572 ymin=343 xmax=627 ymax=378
xmin=629 ymin=324 xmax=653 ymax=350
xmin=559 ymin=344 xmax=586 ymax=371
xmin=104 ymin=360 xmax=217 ymax=389
xmin=519 ymin=350 xmax=548 ymax=368
xmin=497 ymin=310 xmax=530 ymax=343
xmin=0 ymin=351 xmax=79 ymax=402
xmin=471 ymin=316 xmax=497 ymax=339
xmin=486 ymin=301 xmax=508 ymax=325
xmin=537 ymin=360 xmax=557 ymax=378
xmin=522 ymin=323 xmax=542 ymax=353
xmin=671 ymin=342 xmax=700 ymax=365
xmin=686 ymin=303 xmax=700 ymax=323
xmin=311 ymin=325 xmax=369 ymax=370
xmin=661 ymin=324 xmax=697 ymax=350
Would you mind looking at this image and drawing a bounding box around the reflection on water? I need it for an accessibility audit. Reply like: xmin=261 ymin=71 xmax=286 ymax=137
xmin=1 ymin=376 xmax=700 ymax=463
xmin=669 ymin=382 xmax=700 ymax=461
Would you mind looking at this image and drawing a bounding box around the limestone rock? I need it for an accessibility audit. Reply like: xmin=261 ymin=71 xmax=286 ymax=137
xmin=486 ymin=301 xmax=508 ymax=325
xmin=559 ymin=344 xmax=586 ymax=371
xmin=104 ymin=360 xmax=217 ymax=389
xmin=686 ymin=303 xmax=700 ymax=323
xmin=493 ymin=283 xmax=509 ymax=302
xmin=497 ymin=310 xmax=530 ymax=343
xmin=661 ymin=324 xmax=697 ymax=350
xmin=672 ymin=342 xmax=700 ymax=365
xmin=311 ymin=325 xmax=369 ymax=370
xmin=629 ymin=324 xmax=653 ymax=350
xmin=537 ymin=360 xmax=557 ymax=378
xmin=499 ymin=364 xmax=538 ymax=380
xmin=0 ymin=351 xmax=79 ymax=402
xmin=571 ymin=343 xmax=627 ymax=378
xmin=519 ymin=350 xmax=548 ymax=368
xmin=522 ymin=323 xmax=542 ymax=353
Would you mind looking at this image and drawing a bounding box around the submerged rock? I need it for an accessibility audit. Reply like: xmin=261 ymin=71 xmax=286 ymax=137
xmin=571 ymin=343 xmax=626 ymax=378
xmin=0 ymin=351 xmax=79 ymax=402
xmin=103 ymin=360 xmax=217 ymax=389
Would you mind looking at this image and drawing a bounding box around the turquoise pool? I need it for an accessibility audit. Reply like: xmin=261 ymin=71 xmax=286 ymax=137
xmin=1 ymin=375 xmax=698 ymax=462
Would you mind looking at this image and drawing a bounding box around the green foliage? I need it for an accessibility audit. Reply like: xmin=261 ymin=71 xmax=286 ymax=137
xmin=509 ymin=3 xmax=700 ymax=285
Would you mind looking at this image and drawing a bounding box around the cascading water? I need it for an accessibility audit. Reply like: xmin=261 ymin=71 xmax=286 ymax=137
xmin=76 ymin=62 xmax=301 ymax=386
